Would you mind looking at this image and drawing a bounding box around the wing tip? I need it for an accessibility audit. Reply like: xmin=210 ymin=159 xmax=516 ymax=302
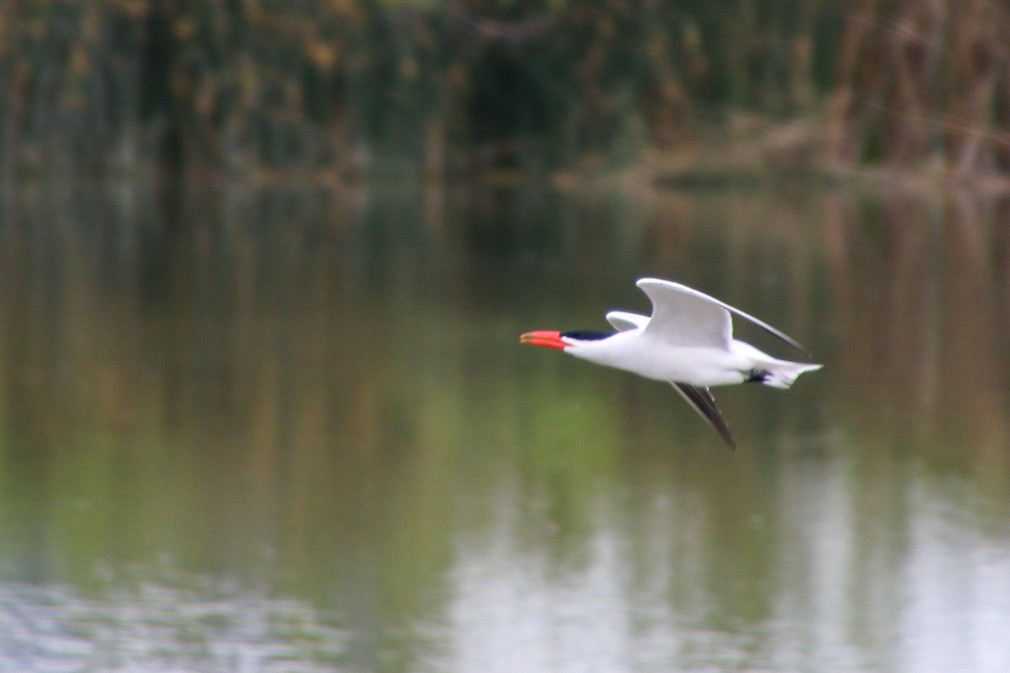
xmin=671 ymin=383 xmax=737 ymax=450
xmin=723 ymin=428 xmax=738 ymax=450
xmin=715 ymin=419 xmax=737 ymax=450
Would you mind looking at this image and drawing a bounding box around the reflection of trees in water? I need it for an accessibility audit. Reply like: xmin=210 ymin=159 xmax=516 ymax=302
xmin=3 ymin=182 xmax=1008 ymax=468
xmin=2 ymin=182 xmax=1010 ymax=673
xmin=826 ymin=191 xmax=1010 ymax=476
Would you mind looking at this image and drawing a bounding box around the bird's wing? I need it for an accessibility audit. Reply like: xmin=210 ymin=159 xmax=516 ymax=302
xmin=636 ymin=278 xmax=733 ymax=349
xmin=605 ymin=311 xmax=649 ymax=331
xmin=637 ymin=278 xmax=811 ymax=357
xmin=671 ymin=383 xmax=736 ymax=449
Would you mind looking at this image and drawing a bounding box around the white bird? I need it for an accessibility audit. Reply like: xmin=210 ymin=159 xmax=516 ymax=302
xmin=520 ymin=278 xmax=823 ymax=448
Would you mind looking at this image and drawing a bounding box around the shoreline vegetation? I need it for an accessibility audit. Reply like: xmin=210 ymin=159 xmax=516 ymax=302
xmin=2 ymin=1 xmax=1009 ymax=187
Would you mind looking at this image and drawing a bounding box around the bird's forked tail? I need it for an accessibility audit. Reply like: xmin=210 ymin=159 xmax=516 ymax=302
xmin=752 ymin=360 xmax=823 ymax=390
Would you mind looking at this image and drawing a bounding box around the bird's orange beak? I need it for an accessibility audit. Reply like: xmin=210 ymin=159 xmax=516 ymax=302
xmin=519 ymin=330 xmax=568 ymax=350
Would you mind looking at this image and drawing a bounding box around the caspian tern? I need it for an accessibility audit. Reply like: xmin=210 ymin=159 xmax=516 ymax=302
xmin=520 ymin=278 xmax=822 ymax=448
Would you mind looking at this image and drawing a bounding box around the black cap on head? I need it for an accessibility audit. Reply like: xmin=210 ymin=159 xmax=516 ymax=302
xmin=559 ymin=330 xmax=612 ymax=341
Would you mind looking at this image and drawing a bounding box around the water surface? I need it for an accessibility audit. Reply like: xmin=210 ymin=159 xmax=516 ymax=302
xmin=0 ymin=180 xmax=1008 ymax=673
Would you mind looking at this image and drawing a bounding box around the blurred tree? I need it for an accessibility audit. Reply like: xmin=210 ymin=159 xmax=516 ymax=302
xmin=1 ymin=0 xmax=1007 ymax=177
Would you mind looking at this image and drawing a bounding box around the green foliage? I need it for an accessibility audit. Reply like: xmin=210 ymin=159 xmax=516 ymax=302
xmin=3 ymin=0 xmax=1008 ymax=176
xmin=0 ymin=0 xmax=846 ymax=175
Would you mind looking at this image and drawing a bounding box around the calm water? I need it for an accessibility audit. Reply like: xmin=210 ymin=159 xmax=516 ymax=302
xmin=0 ymin=179 xmax=1009 ymax=673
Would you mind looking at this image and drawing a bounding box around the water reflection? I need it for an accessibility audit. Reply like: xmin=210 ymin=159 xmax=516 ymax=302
xmin=0 ymin=577 xmax=346 ymax=672
xmin=0 ymin=179 xmax=1008 ymax=672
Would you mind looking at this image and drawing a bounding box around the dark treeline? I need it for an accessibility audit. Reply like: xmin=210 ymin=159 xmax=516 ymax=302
xmin=0 ymin=0 xmax=1007 ymax=177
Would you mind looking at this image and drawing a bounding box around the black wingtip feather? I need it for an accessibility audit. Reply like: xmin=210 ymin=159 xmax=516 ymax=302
xmin=670 ymin=382 xmax=737 ymax=449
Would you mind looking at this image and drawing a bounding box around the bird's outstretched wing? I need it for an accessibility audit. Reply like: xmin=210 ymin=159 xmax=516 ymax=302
xmin=637 ymin=278 xmax=811 ymax=357
xmin=637 ymin=279 xmax=733 ymax=349
xmin=671 ymin=382 xmax=736 ymax=449
xmin=605 ymin=311 xmax=649 ymax=332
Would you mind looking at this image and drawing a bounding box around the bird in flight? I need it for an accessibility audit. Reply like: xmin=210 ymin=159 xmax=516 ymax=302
xmin=520 ymin=278 xmax=822 ymax=448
